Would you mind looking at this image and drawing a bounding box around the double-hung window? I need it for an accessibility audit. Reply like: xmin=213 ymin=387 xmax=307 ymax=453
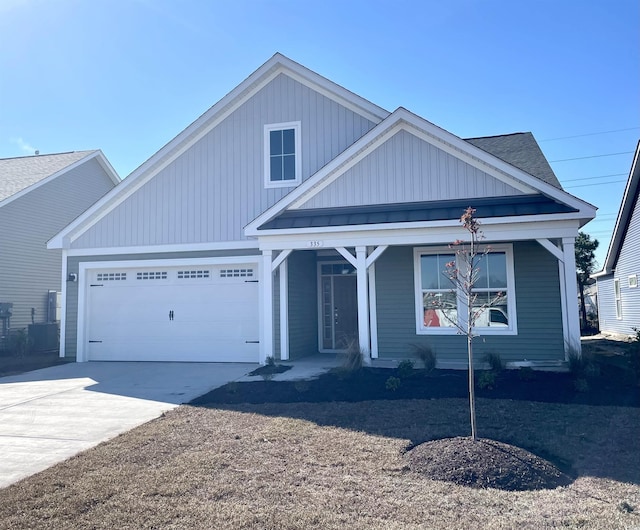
xmin=614 ymin=278 xmax=622 ymax=319
xmin=264 ymin=122 xmax=301 ymax=188
xmin=414 ymin=245 xmax=517 ymax=335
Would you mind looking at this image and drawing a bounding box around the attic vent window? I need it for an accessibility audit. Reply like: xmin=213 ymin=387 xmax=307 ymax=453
xmin=264 ymin=122 xmax=301 ymax=188
xmin=136 ymin=271 xmax=167 ymax=280
xmin=97 ymin=272 xmax=126 ymax=281
xmin=177 ymin=270 xmax=210 ymax=279
xmin=629 ymin=275 xmax=638 ymax=288
xmin=220 ymin=268 xmax=254 ymax=278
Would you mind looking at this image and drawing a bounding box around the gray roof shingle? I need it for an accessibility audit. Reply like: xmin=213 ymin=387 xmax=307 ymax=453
xmin=0 ymin=151 xmax=95 ymax=203
xmin=465 ymin=132 xmax=562 ymax=188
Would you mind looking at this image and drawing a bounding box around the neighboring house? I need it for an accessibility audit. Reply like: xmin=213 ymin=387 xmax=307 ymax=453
xmin=0 ymin=151 xmax=119 ymax=338
xmin=592 ymin=141 xmax=639 ymax=337
xmin=48 ymin=54 xmax=596 ymax=367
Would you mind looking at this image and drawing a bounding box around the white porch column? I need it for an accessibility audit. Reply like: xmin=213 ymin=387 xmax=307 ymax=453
xmin=260 ymin=250 xmax=274 ymax=364
xmin=59 ymin=249 xmax=68 ymax=358
xmin=355 ymin=246 xmax=371 ymax=364
xmin=278 ymin=258 xmax=289 ymax=361
xmin=562 ymin=237 xmax=582 ymax=355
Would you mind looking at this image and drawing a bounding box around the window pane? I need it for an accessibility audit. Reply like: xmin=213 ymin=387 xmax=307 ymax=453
xmin=270 ymin=130 xmax=282 ymax=155
xmin=270 ymin=156 xmax=282 ymax=180
xmin=487 ymin=252 xmax=507 ymax=288
xmin=282 ymin=128 xmax=295 ymax=154
xmin=471 ymin=292 xmax=508 ymax=327
xmin=421 ymin=254 xmax=454 ymax=289
xmin=423 ymin=291 xmax=457 ymax=327
xmin=283 ymin=154 xmax=296 ymax=180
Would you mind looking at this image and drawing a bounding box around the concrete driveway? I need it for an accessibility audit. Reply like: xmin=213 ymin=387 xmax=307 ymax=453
xmin=0 ymin=361 xmax=256 ymax=488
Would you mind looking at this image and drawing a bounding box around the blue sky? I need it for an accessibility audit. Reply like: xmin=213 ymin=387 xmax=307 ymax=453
xmin=1 ymin=0 xmax=638 ymax=267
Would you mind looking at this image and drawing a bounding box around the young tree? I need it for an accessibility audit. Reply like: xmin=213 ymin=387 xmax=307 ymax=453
xmin=427 ymin=208 xmax=503 ymax=442
xmin=575 ymin=231 xmax=599 ymax=332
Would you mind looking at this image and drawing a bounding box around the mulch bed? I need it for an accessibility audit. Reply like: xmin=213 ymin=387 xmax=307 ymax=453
xmin=192 ymin=363 xmax=639 ymax=407
xmin=0 ymin=351 xmax=70 ymax=377
xmin=404 ymin=436 xmax=573 ymax=491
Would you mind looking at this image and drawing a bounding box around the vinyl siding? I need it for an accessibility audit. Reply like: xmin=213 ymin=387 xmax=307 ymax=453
xmin=72 ymin=74 xmax=376 ymax=249
xmin=374 ymin=241 xmax=564 ymax=364
xmin=64 ymin=249 xmax=260 ymax=358
xmin=597 ymin=191 xmax=640 ymax=335
xmin=286 ymin=250 xmax=318 ymax=359
xmin=298 ymin=129 xmax=524 ymax=209
xmin=0 ymin=158 xmax=115 ymax=329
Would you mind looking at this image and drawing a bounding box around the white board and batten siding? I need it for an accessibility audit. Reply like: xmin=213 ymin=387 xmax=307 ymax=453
xmin=80 ymin=261 xmax=260 ymax=362
xmin=71 ymin=73 xmax=377 ymax=250
xmin=297 ymin=129 xmax=525 ymax=210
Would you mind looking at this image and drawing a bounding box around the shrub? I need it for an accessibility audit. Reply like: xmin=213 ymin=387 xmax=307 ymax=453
xmin=573 ymin=377 xmax=589 ymax=393
xmin=385 ymin=376 xmax=401 ymax=392
xmin=7 ymin=329 xmax=30 ymax=356
xmin=409 ymin=343 xmax=436 ymax=372
xmin=339 ymin=338 xmax=363 ymax=373
xmin=477 ymin=370 xmax=497 ymax=390
xmin=484 ymin=351 xmax=504 ymax=372
xmin=265 ymin=355 xmax=276 ymax=366
xmin=396 ymin=359 xmax=415 ymax=379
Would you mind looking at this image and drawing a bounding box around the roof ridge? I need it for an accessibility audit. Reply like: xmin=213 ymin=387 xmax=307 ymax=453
xmin=464 ymin=132 xmax=530 ymax=141
xmin=0 ymin=150 xmax=95 ymax=162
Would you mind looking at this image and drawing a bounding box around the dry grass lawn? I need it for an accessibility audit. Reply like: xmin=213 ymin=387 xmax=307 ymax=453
xmin=0 ymin=397 xmax=638 ymax=529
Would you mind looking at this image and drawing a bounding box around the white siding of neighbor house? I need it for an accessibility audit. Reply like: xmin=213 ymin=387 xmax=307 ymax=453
xmin=597 ymin=191 xmax=640 ymax=336
xmin=71 ymin=73 xmax=376 ymax=249
xmin=297 ymin=129 xmax=525 ymax=209
xmin=0 ymin=158 xmax=116 ymax=329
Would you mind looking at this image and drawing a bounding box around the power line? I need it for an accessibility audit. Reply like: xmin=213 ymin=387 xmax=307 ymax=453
xmin=564 ymin=179 xmax=626 ymax=189
xmin=561 ymin=172 xmax=626 ymax=183
xmin=539 ymin=127 xmax=640 ymax=142
xmin=550 ymin=151 xmax=634 ymax=163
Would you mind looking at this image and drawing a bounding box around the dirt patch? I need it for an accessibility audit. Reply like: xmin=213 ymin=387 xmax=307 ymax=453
xmin=0 ymin=351 xmax=70 ymax=377
xmin=404 ymin=436 xmax=572 ymax=491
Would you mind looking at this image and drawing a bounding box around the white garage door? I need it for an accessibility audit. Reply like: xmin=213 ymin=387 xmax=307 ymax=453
xmin=85 ymin=264 xmax=259 ymax=362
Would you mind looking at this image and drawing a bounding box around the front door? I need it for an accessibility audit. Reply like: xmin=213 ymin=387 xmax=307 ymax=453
xmin=319 ymin=262 xmax=358 ymax=352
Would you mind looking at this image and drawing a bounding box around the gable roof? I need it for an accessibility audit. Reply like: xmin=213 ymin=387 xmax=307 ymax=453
xmin=48 ymin=53 xmax=389 ymax=249
xmin=465 ymin=132 xmax=562 ymax=188
xmin=0 ymin=150 xmax=120 ymax=208
xmin=594 ymin=140 xmax=640 ymax=276
xmin=246 ymin=107 xmax=596 ymax=235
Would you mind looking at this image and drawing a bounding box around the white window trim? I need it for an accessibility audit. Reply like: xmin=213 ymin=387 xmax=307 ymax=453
xmin=614 ymin=278 xmax=622 ymax=319
xmin=629 ymin=274 xmax=638 ymax=289
xmin=264 ymin=121 xmax=302 ymax=188
xmin=413 ymin=244 xmax=518 ymax=336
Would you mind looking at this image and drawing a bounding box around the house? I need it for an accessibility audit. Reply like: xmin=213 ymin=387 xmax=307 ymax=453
xmin=0 ymin=151 xmax=119 ymax=345
xmin=592 ymin=141 xmax=639 ymax=337
xmin=48 ymin=54 xmax=596 ymax=367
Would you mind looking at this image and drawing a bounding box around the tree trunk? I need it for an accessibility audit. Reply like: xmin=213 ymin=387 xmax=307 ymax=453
xmin=578 ymin=277 xmax=587 ymax=332
xmin=468 ymin=333 xmax=477 ymax=442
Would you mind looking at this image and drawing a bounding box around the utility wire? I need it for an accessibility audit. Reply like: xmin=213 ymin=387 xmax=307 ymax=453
xmin=564 ymin=179 xmax=626 ymax=189
xmin=550 ymin=151 xmax=633 ymax=162
xmin=539 ymin=127 xmax=640 ymax=142
xmin=561 ymin=172 xmax=626 ymax=182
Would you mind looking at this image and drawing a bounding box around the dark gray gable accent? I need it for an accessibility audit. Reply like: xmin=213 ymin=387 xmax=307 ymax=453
xmin=465 ymin=133 xmax=562 ymax=189
xmin=259 ymin=194 xmax=578 ymax=230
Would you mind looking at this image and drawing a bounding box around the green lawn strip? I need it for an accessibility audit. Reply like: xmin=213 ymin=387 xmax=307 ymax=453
xmin=0 ymin=398 xmax=638 ymax=529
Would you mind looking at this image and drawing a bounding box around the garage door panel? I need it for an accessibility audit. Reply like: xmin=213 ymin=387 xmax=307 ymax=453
xmin=86 ymin=263 xmax=259 ymax=362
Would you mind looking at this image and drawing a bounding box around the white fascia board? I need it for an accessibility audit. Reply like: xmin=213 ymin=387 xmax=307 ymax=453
xmin=65 ymin=240 xmax=258 ymax=257
xmin=601 ymin=141 xmax=639 ymax=274
xmin=256 ymin=219 xmax=581 ymax=251
xmin=93 ymin=150 xmax=122 ymax=185
xmin=78 ymin=255 xmax=261 ymax=271
xmin=245 ymin=108 xmax=596 ymax=236
xmin=1 ymin=150 xmax=103 ymax=211
xmin=50 ymin=54 xmax=387 ymax=250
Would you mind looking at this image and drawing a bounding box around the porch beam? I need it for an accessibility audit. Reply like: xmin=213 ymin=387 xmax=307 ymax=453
xmin=260 ymin=250 xmax=274 ymax=364
xmin=355 ymin=246 xmax=371 ymax=364
xmin=536 ymin=238 xmax=563 ymax=262
xmin=365 ymin=245 xmax=388 ymax=268
xmin=271 ymin=249 xmax=292 ymax=272
xmin=335 ymin=246 xmax=357 ymax=268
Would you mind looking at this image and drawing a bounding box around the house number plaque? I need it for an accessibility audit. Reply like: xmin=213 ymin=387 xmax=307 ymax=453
xmin=307 ymin=240 xmax=324 ymax=248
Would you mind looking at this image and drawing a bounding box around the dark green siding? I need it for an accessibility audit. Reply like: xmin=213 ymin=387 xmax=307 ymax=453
xmin=287 ymin=251 xmax=318 ymax=359
xmin=375 ymin=242 xmax=564 ymax=364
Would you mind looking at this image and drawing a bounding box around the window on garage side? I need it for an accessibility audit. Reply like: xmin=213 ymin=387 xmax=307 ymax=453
xmin=414 ymin=245 xmax=517 ymax=335
xmin=264 ymin=122 xmax=301 ymax=188
xmin=614 ymin=278 xmax=622 ymax=319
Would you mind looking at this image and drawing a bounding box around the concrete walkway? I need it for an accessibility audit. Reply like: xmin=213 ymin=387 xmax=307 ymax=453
xmin=0 ymin=361 xmax=256 ymax=488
